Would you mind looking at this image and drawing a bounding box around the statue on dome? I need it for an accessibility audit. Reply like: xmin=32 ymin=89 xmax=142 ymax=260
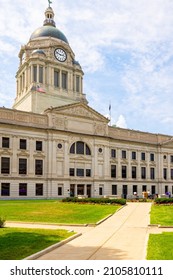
xmin=48 ymin=0 xmax=52 ymax=7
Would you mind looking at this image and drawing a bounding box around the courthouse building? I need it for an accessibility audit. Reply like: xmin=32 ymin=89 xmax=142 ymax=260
xmin=1 ymin=5 xmax=173 ymax=199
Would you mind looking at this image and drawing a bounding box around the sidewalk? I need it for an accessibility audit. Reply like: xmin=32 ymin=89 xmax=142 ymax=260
xmin=35 ymin=202 xmax=152 ymax=260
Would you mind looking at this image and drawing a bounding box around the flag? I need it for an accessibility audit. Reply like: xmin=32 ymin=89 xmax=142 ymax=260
xmin=109 ymin=103 xmax=111 ymax=111
xmin=31 ymin=85 xmax=46 ymax=93
xmin=36 ymin=85 xmax=46 ymax=93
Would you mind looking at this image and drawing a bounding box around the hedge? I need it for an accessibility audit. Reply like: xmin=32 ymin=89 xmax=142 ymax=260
xmin=62 ymin=197 xmax=126 ymax=205
xmin=154 ymin=198 xmax=173 ymax=204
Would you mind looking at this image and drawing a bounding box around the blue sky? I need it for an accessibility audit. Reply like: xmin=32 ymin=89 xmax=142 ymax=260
xmin=1 ymin=0 xmax=173 ymax=135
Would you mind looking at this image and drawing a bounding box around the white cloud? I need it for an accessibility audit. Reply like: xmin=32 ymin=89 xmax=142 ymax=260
xmin=116 ymin=115 xmax=127 ymax=129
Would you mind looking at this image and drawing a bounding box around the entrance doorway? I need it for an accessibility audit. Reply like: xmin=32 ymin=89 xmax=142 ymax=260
xmin=77 ymin=185 xmax=84 ymax=195
xmin=122 ymin=185 xmax=128 ymax=199
xmin=151 ymin=185 xmax=156 ymax=195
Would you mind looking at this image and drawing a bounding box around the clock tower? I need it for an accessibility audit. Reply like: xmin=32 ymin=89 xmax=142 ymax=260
xmin=13 ymin=4 xmax=87 ymax=113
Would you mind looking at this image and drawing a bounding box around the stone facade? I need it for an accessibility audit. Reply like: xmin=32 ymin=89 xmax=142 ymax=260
xmin=1 ymin=5 xmax=173 ymax=199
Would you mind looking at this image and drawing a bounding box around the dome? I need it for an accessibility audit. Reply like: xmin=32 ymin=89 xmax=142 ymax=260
xmin=73 ymin=60 xmax=81 ymax=67
xmin=30 ymin=26 xmax=69 ymax=44
xmin=32 ymin=49 xmax=46 ymax=55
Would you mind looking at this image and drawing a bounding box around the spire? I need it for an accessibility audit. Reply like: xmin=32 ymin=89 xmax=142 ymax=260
xmin=44 ymin=1 xmax=56 ymax=27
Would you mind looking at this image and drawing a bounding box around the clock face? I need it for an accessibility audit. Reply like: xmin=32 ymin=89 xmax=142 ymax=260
xmin=54 ymin=48 xmax=67 ymax=62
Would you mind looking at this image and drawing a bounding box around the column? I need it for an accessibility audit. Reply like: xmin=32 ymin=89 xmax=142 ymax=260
xmin=75 ymin=185 xmax=77 ymax=196
xmin=64 ymin=141 xmax=69 ymax=177
xmin=117 ymin=149 xmax=121 ymax=179
xmin=11 ymin=136 xmax=18 ymax=176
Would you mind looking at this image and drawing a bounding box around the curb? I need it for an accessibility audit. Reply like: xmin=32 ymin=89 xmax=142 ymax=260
xmin=148 ymin=224 xmax=173 ymax=228
xmin=6 ymin=221 xmax=88 ymax=227
xmin=23 ymin=233 xmax=82 ymax=260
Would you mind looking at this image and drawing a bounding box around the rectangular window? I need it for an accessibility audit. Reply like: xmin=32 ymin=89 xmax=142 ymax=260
xmin=122 ymin=150 xmax=126 ymax=159
xmin=163 ymin=168 xmax=167 ymax=180
xmin=111 ymin=149 xmax=116 ymax=158
xmin=141 ymin=167 xmax=146 ymax=179
xmin=1 ymin=157 xmax=10 ymax=174
xmin=122 ymin=165 xmax=127 ymax=178
xmin=62 ymin=72 xmax=67 ymax=90
xmin=19 ymin=183 xmax=27 ymax=196
xmin=2 ymin=137 xmax=10 ymax=148
xmin=133 ymin=185 xmax=138 ymax=194
xmin=150 ymin=153 xmax=155 ymax=161
xmin=111 ymin=165 xmax=116 ymax=178
xmin=171 ymin=155 xmax=173 ymax=163
xmin=39 ymin=66 xmax=43 ymax=83
xmin=141 ymin=152 xmax=145 ymax=161
xmin=69 ymin=168 xmax=75 ymax=176
xmin=19 ymin=158 xmax=27 ymax=175
xmin=36 ymin=141 xmax=42 ymax=151
xmin=132 ymin=166 xmax=137 ymax=179
xmin=86 ymin=169 xmax=91 ymax=177
xmin=36 ymin=184 xmax=43 ymax=196
xmin=1 ymin=183 xmax=10 ymax=196
xmin=20 ymin=139 xmax=27 ymax=150
xmin=35 ymin=159 xmax=43 ymax=175
xmin=54 ymin=70 xmax=59 ymax=87
xmin=33 ymin=65 xmax=37 ymax=82
xmin=150 ymin=168 xmax=155 ymax=180
xmin=112 ymin=185 xmax=117 ymax=195
xmin=132 ymin=151 xmax=136 ymax=160
xmin=142 ymin=185 xmax=147 ymax=192
xmin=76 ymin=76 xmax=80 ymax=92
xmin=171 ymin=169 xmax=173 ymax=180
xmin=76 ymin=169 xmax=84 ymax=177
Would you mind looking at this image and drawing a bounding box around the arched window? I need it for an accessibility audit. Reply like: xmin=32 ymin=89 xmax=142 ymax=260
xmin=70 ymin=141 xmax=91 ymax=155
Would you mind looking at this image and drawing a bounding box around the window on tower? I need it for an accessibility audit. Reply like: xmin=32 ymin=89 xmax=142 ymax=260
xmin=33 ymin=65 xmax=37 ymax=82
xmin=39 ymin=66 xmax=43 ymax=83
xmin=62 ymin=72 xmax=67 ymax=90
xmin=76 ymin=76 xmax=80 ymax=92
xmin=54 ymin=70 xmax=59 ymax=87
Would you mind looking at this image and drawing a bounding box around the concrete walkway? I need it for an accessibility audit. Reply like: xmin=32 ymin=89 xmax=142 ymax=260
xmin=36 ymin=203 xmax=152 ymax=260
xmin=7 ymin=203 xmax=173 ymax=260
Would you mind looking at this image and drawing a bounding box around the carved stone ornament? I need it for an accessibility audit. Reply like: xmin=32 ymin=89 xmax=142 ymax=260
xmin=52 ymin=116 xmax=65 ymax=129
xmin=60 ymin=106 xmax=100 ymax=120
xmin=94 ymin=123 xmax=106 ymax=136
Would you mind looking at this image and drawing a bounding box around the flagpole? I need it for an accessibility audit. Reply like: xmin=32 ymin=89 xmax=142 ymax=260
xmin=109 ymin=102 xmax=111 ymax=126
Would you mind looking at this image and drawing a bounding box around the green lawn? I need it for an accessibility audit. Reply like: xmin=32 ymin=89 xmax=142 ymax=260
xmin=150 ymin=204 xmax=173 ymax=226
xmin=148 ymin=204 xmax=173 ymax=260
xmin=0 ymin=200 xmax=120 ymax=224
xmin=147 ymin=232 xmax=173 ymax=260
xmin=0 ymin=227 xmax=74 ymax=260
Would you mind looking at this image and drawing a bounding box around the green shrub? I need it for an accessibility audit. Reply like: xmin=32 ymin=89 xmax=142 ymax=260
xmin=154 ymin=198 xmax=173 ymax=204
xmin=138 ymin=198 xmax=147 ymax=202
xmin=0 ymin=217 xmax=6 ymax=228
xmin=62 ymin=197 xmax=126 ymax=205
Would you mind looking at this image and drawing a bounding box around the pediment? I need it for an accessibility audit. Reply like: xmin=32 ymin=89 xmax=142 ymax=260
xmin=45 ymin=102 xmax=109 ymax=123
xmin=161 ymin=137 xmax=173 ymax=147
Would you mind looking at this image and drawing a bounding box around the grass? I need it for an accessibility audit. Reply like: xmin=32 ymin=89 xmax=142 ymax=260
xmin=0 ymin=227 xmax=74 ymax=260
xmin=150 ymin=204 xmax=173 ymax=226
xmin=0 ymin=200 xmax=120 ymax=224
xmin=147 ymin=232 xmax=173 ymax=260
